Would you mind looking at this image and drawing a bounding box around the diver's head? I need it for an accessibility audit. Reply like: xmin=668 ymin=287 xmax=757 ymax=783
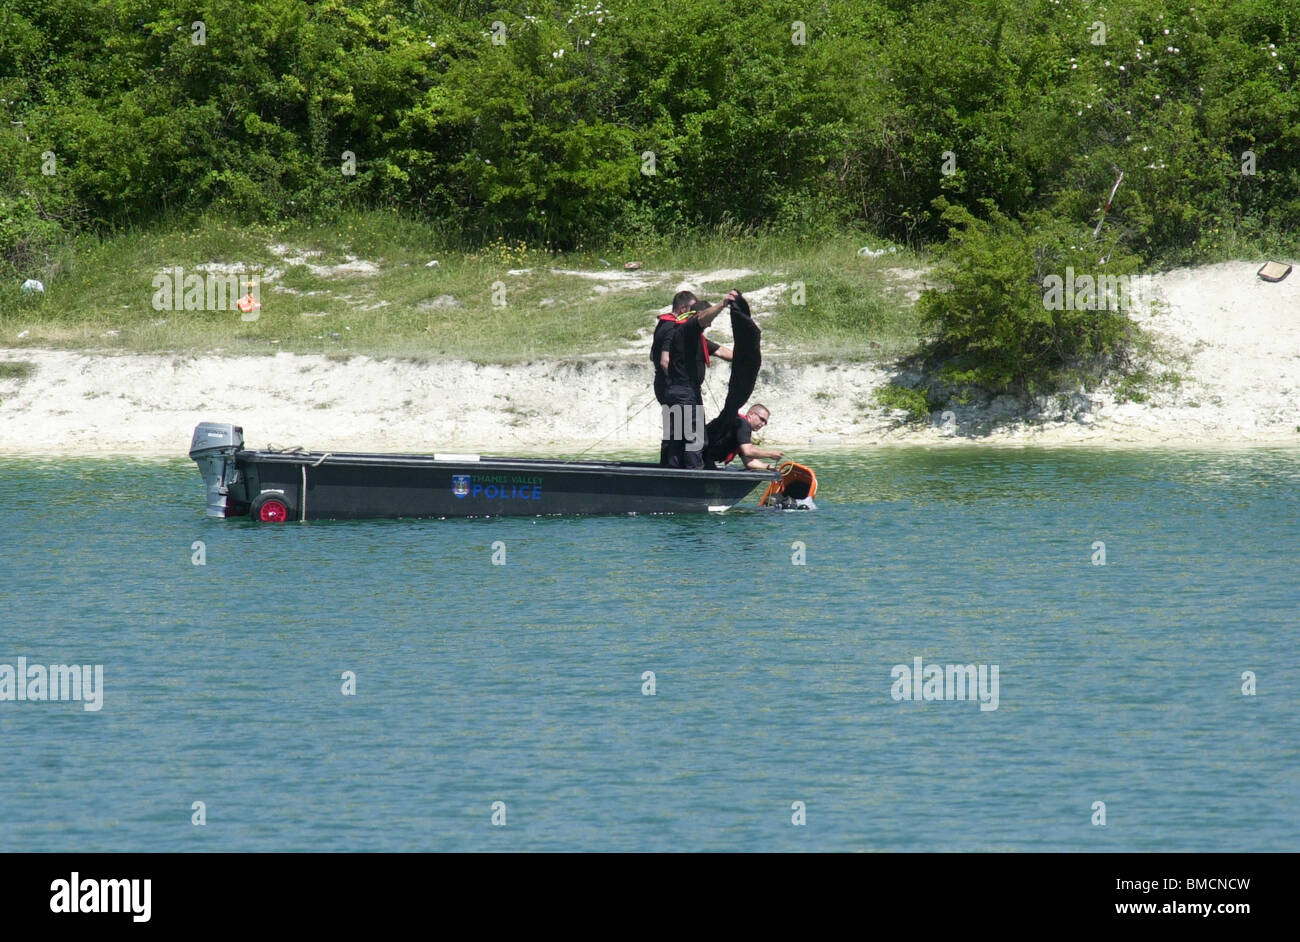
xmin=671 ymin=290 xmax=698 ymax=318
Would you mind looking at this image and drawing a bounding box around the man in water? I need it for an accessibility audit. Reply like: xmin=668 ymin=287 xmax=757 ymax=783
xmin=705 ymin=403 xmax=784 ymax=471
xmin=652 ymin=292 xmax=731 ymax=464
xmin=661 ymin=289 xmax=739 ymax=468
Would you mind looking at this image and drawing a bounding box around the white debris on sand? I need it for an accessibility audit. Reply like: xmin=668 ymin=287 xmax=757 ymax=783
xmin=550 ymin=266 xmax=758 ymax=297
xmin=267 ymin=243 xmax=379 ymax=278
xmin=304 ymin=256 xmax=380 ymax=278
xmin=418 ymin=294 xmax=461 ymax=310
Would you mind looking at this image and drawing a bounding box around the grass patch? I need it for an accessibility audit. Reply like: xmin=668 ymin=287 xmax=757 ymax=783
xmin=0 ymin=210 xmax=924 ymax=363
xmin=765 ymin=250 xmax=926 ymax=360
xmin=0 ymin=360 xmax=35 ymax=380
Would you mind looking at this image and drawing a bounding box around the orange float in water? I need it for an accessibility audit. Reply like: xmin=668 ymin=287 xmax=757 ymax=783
xmin=759 ymin=461 xmax=817 ymax=510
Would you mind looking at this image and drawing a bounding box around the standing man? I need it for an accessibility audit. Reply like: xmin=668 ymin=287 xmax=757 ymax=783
xmin=652 ymin=292 xmax=731 ymax=464
xmin=661 ymin=289 xmax=739 ymax=468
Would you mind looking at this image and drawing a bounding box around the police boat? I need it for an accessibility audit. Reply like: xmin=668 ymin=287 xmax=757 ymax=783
xmin=189 ymin=422 xmax=778 ymax=521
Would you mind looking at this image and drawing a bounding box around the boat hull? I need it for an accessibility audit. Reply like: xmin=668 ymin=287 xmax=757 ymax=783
xmin=233 ymin=451 xmax=777 ymax=520
xmin=189 ymin=425 xmax=778 ymax=521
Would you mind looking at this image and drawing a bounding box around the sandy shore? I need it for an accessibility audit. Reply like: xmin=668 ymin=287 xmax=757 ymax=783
xmin=1 ymin=261 xmax=1296 ymax=456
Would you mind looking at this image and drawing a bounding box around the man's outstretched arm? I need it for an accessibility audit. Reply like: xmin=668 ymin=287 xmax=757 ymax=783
xmin=695 ymin=290 xmax=740 ymax=330
xmin=739 ymin=442 xmax=784 ymax=469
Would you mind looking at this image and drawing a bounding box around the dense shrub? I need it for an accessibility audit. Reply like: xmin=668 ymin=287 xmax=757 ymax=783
xmin=917 ymin=199 xmax=1143 ymax=395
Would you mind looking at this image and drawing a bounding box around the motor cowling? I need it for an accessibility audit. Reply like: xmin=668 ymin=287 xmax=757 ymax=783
xmin=189 ymin=422 xmax=244 ymax=517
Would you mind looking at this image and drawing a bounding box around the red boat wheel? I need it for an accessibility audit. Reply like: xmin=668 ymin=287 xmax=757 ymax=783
xmin=256 ymin=497 xmax=289 ymax=522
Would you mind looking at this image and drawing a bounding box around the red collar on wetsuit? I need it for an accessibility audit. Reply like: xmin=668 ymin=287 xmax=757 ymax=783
xmin=657 ymin=312 xmax=711 ymax=365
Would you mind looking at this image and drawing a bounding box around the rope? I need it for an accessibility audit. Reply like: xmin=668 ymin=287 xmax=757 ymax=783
xmin=573 ymin=349 xmax=734 ymax=464
xmin=566 ymin=396 xmax=659 ymax=461
xmin=703 ymin=368 xmax=721 ymax=413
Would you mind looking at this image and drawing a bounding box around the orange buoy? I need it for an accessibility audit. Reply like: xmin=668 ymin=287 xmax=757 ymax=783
xmin=759 ymin=461 xmax=817 ymax=509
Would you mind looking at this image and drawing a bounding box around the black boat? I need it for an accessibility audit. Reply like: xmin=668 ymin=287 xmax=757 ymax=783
xmin=189 ymin=423 xmax=778 ymax=521
xmin=190 ymin=292 xmax=795 ymax=522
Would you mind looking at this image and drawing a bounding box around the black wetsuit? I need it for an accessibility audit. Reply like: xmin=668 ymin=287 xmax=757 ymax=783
xmin=661 ymin=316 xmax=711 ymax=469
xmin=651 ymin=320 xmax=718 ymax=404
xmin=653 ymin=317 xmax=718 ymax=465
xmin=705 ymin=411 xmax=753 ymax=467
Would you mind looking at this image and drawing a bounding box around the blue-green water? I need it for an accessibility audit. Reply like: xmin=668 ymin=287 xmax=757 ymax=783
xmin=1 ymin=447 xmax=1296 ymax=851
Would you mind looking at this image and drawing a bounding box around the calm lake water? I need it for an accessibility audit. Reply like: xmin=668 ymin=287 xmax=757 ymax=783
xmin=1 ymin=447 xmax=1296 ymax=851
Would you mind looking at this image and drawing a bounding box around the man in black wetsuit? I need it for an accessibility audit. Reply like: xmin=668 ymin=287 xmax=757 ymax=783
xmin=661 ymin=289 xmax=738 ymax=468
xmin=704 ymin=403 xmax=785 ymax=470
xmin=652 ymin=292 xmax=732 ymax=464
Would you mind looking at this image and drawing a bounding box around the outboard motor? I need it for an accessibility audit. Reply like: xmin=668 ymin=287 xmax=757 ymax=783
xmin=189 ymin=422 xmax=244 ymax=517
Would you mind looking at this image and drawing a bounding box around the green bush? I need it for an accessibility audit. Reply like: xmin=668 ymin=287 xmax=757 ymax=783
xmin=917 ymin=199 xmax=1142 ymax=395
xmin=874 ymin=383 xmax=932 ymax=423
